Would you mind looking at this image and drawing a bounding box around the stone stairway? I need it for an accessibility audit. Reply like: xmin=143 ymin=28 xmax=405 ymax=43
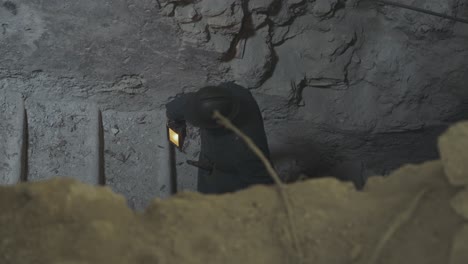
xmin=0 ymin=92 xmax=26 ymax=185
xmin=26 ymin=100 xmax=102 ymax=185
xmin=0 ymin=92 xmax=193 ymax=211
xmin=102 ymin=110 xmax=173 ymax=210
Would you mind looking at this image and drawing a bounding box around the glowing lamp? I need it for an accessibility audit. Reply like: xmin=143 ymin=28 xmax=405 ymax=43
xmin=167 ymin=121 xmax=186 ymax=149
xmin=168 ymin=127 xmax=180 ymax=147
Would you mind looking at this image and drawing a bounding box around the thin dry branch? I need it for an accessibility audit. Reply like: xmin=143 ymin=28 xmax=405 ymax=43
xmin=213 ymin=111 xmax=304 ymax=264
xmin=366 ymin=188 xmax=430 ymax=264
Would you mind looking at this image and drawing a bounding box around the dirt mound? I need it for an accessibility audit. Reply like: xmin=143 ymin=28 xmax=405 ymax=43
xmin=1 ymin=122 xmax=468 ymax=264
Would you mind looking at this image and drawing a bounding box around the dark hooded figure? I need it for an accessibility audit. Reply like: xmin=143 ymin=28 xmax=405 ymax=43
xmin=165 ymin=82 xmax=273 ymax=194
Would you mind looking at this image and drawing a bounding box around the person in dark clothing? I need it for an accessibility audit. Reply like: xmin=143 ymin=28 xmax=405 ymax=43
xmin=165 ymin=82 xmax=273 ymax=194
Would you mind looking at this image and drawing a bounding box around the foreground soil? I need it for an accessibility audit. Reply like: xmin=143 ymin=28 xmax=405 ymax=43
xmin=0 ymin=160 xmax=465 ymax=264
xmin=2 ymin=121 xmax=468 ymax=264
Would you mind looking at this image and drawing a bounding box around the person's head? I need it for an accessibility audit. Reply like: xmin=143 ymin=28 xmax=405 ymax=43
xmin=185 ymin=85 xmax=240 ymax=129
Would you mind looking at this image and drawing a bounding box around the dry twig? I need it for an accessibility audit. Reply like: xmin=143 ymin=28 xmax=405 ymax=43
xmin=366 ymin=188 xmax=430 ymax=264
xmin=213 ymin=111 xmax=304 ymax=264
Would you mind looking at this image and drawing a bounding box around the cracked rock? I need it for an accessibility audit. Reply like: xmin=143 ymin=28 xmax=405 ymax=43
xmin=289 ymin=0 xmax=306 ymax=4
xmin=269 ymin=0 xmax=308 ymax=25
xmin=110 ymin=75 xmax=147 ymax=95
xmin=164 ymin=0 xmax=245 ymax=52
xmin=252 ymin=13 xmax=268 ymax=29
xmin=271 ymin=25 xmax=290 ymax=45
xmin=261 ymin=14 xmax=358 ymax=97
xmin=313 ymin=0 xmax=339 ymax=17
xmin=205 ymin=31 xmax=233 ymax=53
xmin=160 ymin=3 xmax=176 ymax=16
xmin=248 ymin=0 xmax=275 ymax=13
xmin=450 ymin=190 xmax=468 ymax=220
xmin=195 ymin=0 xmax=232 ymax=17
xmin=205 ymin=0 xmax=243 ymax=33
xmin=269 ymin=4 xmax=295 ymax=26
xmin=438 ymin=121 xmax=468 ymax=186
xmin=174 ymin=4 xmax=200 ymax=23
xmin=159 ymin=0 xmax=195 ymax=6
xmin=178 ymin=21 xmax=210 ymax=44
xmin=228 ymin=26 xmax=274 ymax=88
xmin=380 ymin=0 xmax=455 ymax=39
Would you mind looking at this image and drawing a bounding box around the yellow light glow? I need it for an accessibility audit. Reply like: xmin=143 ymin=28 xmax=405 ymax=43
xmin=169 ymin=128 xmax=180 ymax=147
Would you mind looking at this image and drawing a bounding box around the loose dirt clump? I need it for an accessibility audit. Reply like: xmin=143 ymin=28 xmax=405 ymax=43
xmin=2 ymin=121 xmax=468 ymax=264
xmin=0 ymin=160 xmax=463 ymax=264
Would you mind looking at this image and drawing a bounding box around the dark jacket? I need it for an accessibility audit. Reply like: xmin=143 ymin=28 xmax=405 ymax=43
xmin=166 ymin=83 xmax=273 ymax=193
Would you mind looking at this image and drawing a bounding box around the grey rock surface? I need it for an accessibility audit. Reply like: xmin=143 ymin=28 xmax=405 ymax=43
xmin=174 ymin=4 xmax=200 ymax=24
xmin=102 ymin=110 xmax=172 ymax=211
xmin=451 ymin=189 xmax=468 ymax=220
xmin=195 ymin=0 xmax=231 ymax=17
xmin=313 ymin=0 xmax=340 ymax=17
xmin=26 ymin=100 xmax=101 ymax=185
xmin=229 ymin=26 xmax=274 ymax=88
xmin=203 ymin=0 xmax=243 ymax=32
xmin=0 ymin=0 xmax=215 ymax=111
xmin=1 ymin=96 xmax=184 ymax=208
xmin=450 ymin=225 xmax=468 ymax=264
xmin=438 ymin=122 xmax=468 ymax=186
xmin=248 ymin=0 xmax=275 ymax=13
xmin=178 ymin=21 xmax=210 ymax=44
xmin=261 ymin=13 xmax=357 ymax=97
xmin=174 ymin=124 xmax=201 ymax=191
xmin=0 ymin=0 xmax=467 ymax=191
xmin=0 ymin=92 xmax=25 ymax=185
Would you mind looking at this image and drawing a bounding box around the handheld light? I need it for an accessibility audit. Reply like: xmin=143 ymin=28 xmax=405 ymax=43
xmin=167 ymin=121 xmax=186 ymax=149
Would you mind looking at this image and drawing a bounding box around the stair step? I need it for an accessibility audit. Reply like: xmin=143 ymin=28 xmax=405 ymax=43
xmin=1 ymin=95 xmax=193 ymax=208
xmin=26 ymin=100 xmax=102 ymax=185
xmin=0 ymin=92 xmax=26 ymax=185
xmin=102 ymin=110 xmax=171 ymax=211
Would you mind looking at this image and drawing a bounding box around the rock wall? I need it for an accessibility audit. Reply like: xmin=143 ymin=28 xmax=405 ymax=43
xmin=1 ymin=0 xmax=468 ymax=186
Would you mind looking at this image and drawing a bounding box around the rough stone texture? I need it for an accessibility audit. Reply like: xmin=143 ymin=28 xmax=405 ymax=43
xmin=178 ymin=21 xmax=210 ymax=44
xmin=0 ymin=159 xmax=464 ymax=264
xmin=174 ymin=124 xmax=201 ymax=191
xmin=228 ymin=26 xmax=274 ymax=88
xmin=102 ymin=110 xmax=172 ymax=211
xmin=313 ymin=0 xmax=340 ymax=17
xmin=450 ymin=225 xmax=468 ymax=264
xmin=174 ymin=4 xmax=200 ymax=24
xmin=0 ymin=0 xmax=215 ymax=111
xmin=438 ymin=121 xmax=468 ymax=186
xmin=26 ymin=100 xmax=101 ymax=185
xmin=204 ymin=1 xmax=243 ymax=32
xmin=0 ymin=0 xmax=468 ymax=188
xmin=249 ymin=0 xmax=275 ymax=13
xmin=158 ymin=0 xmax=468 ymax=183
xmin=451 ymin=189 xmax=468 ymax=220
xmin=0 ymin=91 xmax=25 ymax=185
xmin=195 ymin=0 xmax=230 ymax=17
xmin=262 ymin=13 xmax=358 ymax=98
